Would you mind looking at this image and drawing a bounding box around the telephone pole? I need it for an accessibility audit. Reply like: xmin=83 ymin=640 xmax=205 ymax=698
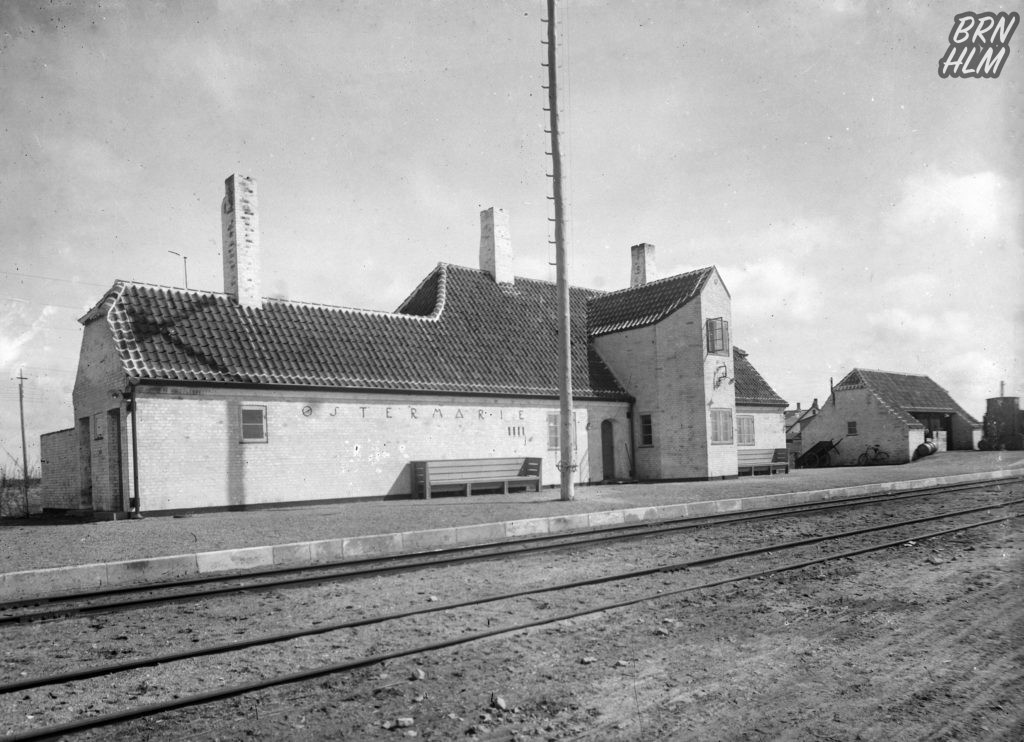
xmin=17 ymin=369 xmax=29 ymax=516
xmin=545 ymin=0 xmax=575 ymax=501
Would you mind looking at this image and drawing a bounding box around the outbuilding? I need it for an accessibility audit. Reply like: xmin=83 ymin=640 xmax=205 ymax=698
xmin=40 ymin=175 xmax=787 ymax=515
xmin=799 ymin=368 xmax=981 ymax=466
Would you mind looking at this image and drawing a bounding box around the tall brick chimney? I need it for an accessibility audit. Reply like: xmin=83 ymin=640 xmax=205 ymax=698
xmin=480 ymin=207 xmax=513 ymax=284
xmin=630 ymin=243 xmax=656 ymax=288
xmin=221 ymin=174 xmax=261 ymax=309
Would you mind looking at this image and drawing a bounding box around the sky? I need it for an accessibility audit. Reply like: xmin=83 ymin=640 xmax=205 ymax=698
xmin=1 ymin=0 xmax=1021 ymax=472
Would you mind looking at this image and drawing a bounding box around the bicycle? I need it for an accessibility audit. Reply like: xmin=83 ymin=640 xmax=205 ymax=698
xmin=857 ymin=444 xmax=890 ymax=466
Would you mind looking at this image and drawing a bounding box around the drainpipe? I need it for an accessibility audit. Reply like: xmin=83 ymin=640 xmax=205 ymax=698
xmin=128 ymin=380 xmax=142 ymax=519
xmin=627 ymin=401 xmax=637 ymax=480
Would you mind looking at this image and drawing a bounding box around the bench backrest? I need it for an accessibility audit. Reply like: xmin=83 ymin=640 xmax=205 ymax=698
xmin=414 ymin=457 xmax=541 ymax=486
xmin=737 ymin=448 xmax=774 ymax=465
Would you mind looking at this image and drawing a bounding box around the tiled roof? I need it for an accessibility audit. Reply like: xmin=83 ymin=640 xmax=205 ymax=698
xmin=588 ymin=268 xmax=714 ymax=336
xmin=835 ymin=369 xmax=980 ymax=426
xmin=84 ymin=264 xmax=630 ymax=400
xmin=733 ymin=348 xmax=787 ymax=407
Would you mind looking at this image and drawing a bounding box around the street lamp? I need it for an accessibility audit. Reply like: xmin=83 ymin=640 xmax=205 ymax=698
xmin=168 ymin=250 xmax=189 ymax=290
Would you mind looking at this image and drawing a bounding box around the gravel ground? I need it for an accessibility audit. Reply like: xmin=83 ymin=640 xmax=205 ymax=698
xmin=1 ymin=451 xmax=1022 ymax=573
xmin=1 ymin=483 xmax=1020 ymax=740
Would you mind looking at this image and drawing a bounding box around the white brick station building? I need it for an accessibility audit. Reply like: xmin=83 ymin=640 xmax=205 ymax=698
xmin=40 ymin=175 xmax=787 ymax=515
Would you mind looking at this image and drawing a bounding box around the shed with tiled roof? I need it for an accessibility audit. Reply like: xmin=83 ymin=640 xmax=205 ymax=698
xmin=799 ymin=368 xmax=981 ymax=466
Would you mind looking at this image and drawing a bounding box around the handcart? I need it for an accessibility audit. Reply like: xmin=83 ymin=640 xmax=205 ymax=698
xmin=796 ymin=437 xmax=844 ymax=469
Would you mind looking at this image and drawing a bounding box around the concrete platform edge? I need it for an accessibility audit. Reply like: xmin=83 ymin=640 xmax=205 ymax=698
xmin=2 ymin=469 xmax=1019 ymax=602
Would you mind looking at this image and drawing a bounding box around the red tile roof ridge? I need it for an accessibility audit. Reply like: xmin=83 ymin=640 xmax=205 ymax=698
xmin=441 ymin=263 xmax=608 ymax=298
xmin=590 ymin=265 xmax=714 ymax=300
xmin=79 ymin=280 xmax=131 ymax=324
xmin=85 ymin=277 xmax=451 ymax=325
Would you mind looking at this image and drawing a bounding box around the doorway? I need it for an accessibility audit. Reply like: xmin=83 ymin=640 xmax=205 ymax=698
xmin=601 ymin=420 xmax=615 ymax=480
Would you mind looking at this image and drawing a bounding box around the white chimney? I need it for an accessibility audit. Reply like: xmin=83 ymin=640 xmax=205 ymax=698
xmin=630 ymin=243 xmax=656 ymax=288
xmin=480 ymin=207 xmax=514 ymax=284
xmin=221 ymin=174 xmax=261 ymax=309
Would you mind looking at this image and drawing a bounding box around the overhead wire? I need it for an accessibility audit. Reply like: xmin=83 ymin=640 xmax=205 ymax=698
xmin=0 ymin=270 xmax=108 ymax=288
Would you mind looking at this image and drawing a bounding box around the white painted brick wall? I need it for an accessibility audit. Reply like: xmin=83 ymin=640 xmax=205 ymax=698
xmin=592 ymin=269 xmax=738 ymax=480
xmin=592 ymin=325 xmax=660 ymax=479
xmin=696 ymin=272 xmax=737 ymax=478
xmin=132 ymin=387 xmax=629 ymax=511
xmin=72 ymin=317 xmax=131 ymax=512
xmin=801 ymin=388 xmax=916 ymax=464
xmin=736 ymin=406 xmax=786 ymax=450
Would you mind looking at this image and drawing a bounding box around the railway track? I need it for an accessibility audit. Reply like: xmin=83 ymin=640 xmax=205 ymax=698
xmin=1 ymin=488 xmax=1020 ymax=741
xmin=1 ymin=477 xmax=1018 ymax=625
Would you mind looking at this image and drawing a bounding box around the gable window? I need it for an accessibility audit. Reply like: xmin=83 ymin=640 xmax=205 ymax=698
xmin=639 ymin=413 xmax=654 ymax=446
xmin=711 ymin=409 xmax=734 ymax=444
xmin=241 ymin=405 xmax=268 ymax=443
xmin=737 ymin=415 xmax=755 ymax=446
xmin=847 ymin=421 xmax=858 ymax=436
xmin=547 ymin=411 xmax=577 ymax=450
xmin=706 ymin=317 xmax=730 ymax=355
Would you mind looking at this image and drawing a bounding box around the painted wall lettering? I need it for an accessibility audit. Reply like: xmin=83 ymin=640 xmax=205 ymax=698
xmin=299 ymin=404 xmax=529 ymax=423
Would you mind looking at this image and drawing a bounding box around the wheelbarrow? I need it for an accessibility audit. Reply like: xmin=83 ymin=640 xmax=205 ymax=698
xmin=796 ymin=437 xmax=844 ymax=468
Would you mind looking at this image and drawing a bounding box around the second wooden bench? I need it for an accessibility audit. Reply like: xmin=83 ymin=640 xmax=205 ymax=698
xmin=737 ymin=448 xmax=790 ymax=476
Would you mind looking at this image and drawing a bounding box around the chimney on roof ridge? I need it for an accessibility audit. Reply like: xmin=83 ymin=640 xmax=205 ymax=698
xmin=630 ymin=243 xmax=656 ymax=288
xmin=480 ymin=207 xmax=514 ymax=284
xmin=221 ymin=174 xmax=262 ymax=309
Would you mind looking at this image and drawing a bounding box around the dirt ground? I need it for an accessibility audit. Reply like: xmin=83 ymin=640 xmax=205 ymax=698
xmin=2 ymin=485 xmax=1022 ymax=740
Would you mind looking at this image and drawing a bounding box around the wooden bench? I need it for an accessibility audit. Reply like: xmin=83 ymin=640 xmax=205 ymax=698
xmin=737 ymin=448 xmax=789 ymax=476
xmin=412 ymin=457 xmax=542 ymax=499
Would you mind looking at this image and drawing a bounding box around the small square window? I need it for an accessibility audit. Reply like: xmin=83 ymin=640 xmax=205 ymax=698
xmin=737 ymin=415 xmax=755 ymax=446
xmin=847 ymin=421 xmax=858 ymax=436
xmin=711 ymin=409 xmax=734 ymax=444
xmin=639 ymin=413 xmax=654 ymax=446
xmin=706 ymin=317 xmax=730 ymax=355
xmin=241 ymin=405 xmax=267 ymax=443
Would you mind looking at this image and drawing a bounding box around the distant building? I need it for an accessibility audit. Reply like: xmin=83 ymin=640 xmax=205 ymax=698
xmin=980 ymin=395 xmax=1024 ymax=450
xmin=784 ymin=398 xmax=820 ymax=465
xmin=799 ymin=369 xmax=981 ymax=465
xmin=40 ymin=175 xmax=786 ymax=515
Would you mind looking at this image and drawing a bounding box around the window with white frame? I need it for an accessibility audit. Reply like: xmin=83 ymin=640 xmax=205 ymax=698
xmin=241 ymin=405 xmax=268 ymax=443
xmin=847 ymin=421 xmax=858 ymax=436
xmin=706 ymin=317 xmax=730 ymax=355
xmin=711 ymin=409 xmax=733 ymax=444
xmin=736 ymin=415 xmax=755 ymax=446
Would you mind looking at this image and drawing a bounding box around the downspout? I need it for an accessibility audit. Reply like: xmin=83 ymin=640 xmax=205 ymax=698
xmin=627 ymin=400 xmax=637 ymax=480
xmin=128 ymin=379 xmax=142 ymax=519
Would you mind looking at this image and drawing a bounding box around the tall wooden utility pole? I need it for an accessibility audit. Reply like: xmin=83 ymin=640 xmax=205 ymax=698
xmin=545 ymin=0 xmax=575 ymax=501
xmin=17 ymin=369 xmax=29 ymax=516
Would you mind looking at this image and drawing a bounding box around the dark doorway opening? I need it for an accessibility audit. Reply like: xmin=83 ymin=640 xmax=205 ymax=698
xmin=601 ymin=419 xmax=615 ymax=480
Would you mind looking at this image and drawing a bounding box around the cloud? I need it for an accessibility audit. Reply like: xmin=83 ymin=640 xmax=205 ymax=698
xmin=0 ymin=303 xmax=58 ymax=369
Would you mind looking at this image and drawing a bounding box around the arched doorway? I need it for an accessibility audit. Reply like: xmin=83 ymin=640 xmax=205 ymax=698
xmin=601 ymin=420 xmax=615 ymax=481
